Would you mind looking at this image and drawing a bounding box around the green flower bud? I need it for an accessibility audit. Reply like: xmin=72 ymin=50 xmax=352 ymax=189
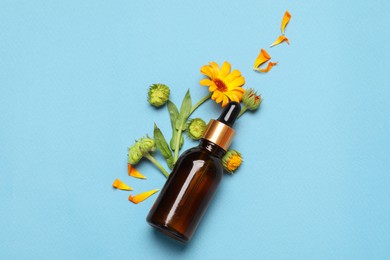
xmin=128 ymin=142 xmax=143 ymax=165
xmin=222 ymin=150 xmax=243 ymax=174
xmin=148 ymin=84 xmax=170 ymax=107
xmin=186 ymin=118 xmax=207 ymax=140
xmin=128 ymin=136 xmax=156 ymax=165
xmin=138 ymin=136 xmax=156 ymax=155
xmin=242 ymin=88 xmax=262 ymax=110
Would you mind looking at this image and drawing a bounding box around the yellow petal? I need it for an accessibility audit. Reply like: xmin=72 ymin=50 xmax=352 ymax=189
xmin=270 ymin=35 xmax=290 ymax=47
xmin=209 ymin=83 xmax=217 ymax=92
xmin=200 ymin=65 xmax=213 ymax=78
xmin=128 ymin=189 xmax=159 ymax=204
xmin=216 ymin=93 xmax=224 ymax=103
xmin=128 ymin=164 xmax=146 ymax=179
xmin=112 ymin=178 xmax=133 ymax=191
xmin=224 ymin=69 xmax=242 ymax=83
xmin=220 ymin=61 xmax=231 ymax=78
xmin=209 ymin=62 xmax=221 ymax=77
xmin=281 ymin=10 xmax=291 ymax=35
xmin=257 ymin=61 xmax=278 ymax=73
xmin=211 ymin=90 xmax=221 ymax=100
xmin=225 ymin=91 xmax=240 ymax=102
xmin=200 ymin=78 xmax=212 ymax=86
xmin=253 ymin=49 xmax=271 ymax=69
xmin=231 ymin=90 xmax=244 ymax=100
xmin=222 ymin=96 xmax=229 ymax=107
xmin=228 ymin=76 xmax=245 ymax=89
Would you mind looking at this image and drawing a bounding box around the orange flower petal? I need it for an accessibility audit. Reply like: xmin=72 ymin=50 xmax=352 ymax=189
xmin=220 ymin=61 xmax=231 ymax=78
xmin=270 ymin=35 xmax=290 ymax=47
xmin=209 ymin=84 xmax=217 ymax=92
xmin=128 ymin=189 xmax=159 ymax=204
xmin=112 ymin=178 xmax=133 ymax=191
xmin=128 ymin=164 xmax=146 ymax=179
xmin=200 ymin=78 xmax=212 ymax=86
xmin=216 ymin=93 xmax=224 ymax=103
xmin=253 ymin=48 xmax=271 ymax=69
xmin=256 ymin=61 xmax=278 ymax=73
xmin=222 ymin=96 xmax=229 ymax=107
xmin=281 ymin=10 xmax=291 ymax=35
xmin=211 ymin=90 xmax=221 ymax=100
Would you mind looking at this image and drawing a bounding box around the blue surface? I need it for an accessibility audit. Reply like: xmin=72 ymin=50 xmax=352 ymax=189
xmin=1 ymin=1 xmax=389 ymax=259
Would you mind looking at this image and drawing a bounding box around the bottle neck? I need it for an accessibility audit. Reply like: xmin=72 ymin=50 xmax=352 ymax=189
xmin=199 ymin=139 xmax=226 ymax=159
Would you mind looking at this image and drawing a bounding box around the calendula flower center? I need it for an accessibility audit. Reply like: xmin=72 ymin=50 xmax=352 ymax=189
xmin=213 ymin=79 xmax=227 ymax=92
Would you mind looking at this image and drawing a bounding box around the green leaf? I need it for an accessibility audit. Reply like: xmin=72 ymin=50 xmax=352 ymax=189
xmin=167 ymin=157 xmax=174 ymax=170
xmin=167 ymin=100 xmax=181 ymax=151
xmin=167 ymin=100 xmax=179 ymax=129
xmin=154 ymin=123 xmax=173 ymax=161
xmin=176 ymin=90 xmax=192 ymax=130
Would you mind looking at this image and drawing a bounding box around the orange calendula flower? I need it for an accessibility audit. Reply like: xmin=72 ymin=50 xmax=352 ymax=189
xmin=128 ymin=164 xmax=146 ymax=179
xmin=112 ymin=178 xmax=133 ymax=191
xmin=128 ymin=189 xmax=159 ymax=204
xmin=253 ymin=48 xmax=271 ymax=69
xmin=281 ymin=10 xmax=291 ymax=35
xmin=270 ymin=35 xmax=290 ymax=47
xmin=255 ymin=61 xmax=278 ymax=73
xmin=222 ymin=150 xmax=243 ymax=174
xmin=200 ymin=61 xmax=245 ymax=107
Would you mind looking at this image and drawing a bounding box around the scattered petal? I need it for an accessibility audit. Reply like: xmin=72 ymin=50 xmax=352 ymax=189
xmin=255 ymin=62 xmax=278 ymax=73
xmin=112 ymin=178 xmax=133 ymax=191
xmin=270 ymin=35 xmax=290 ymax=47
xmin=281 ymin=11 xmax=291 ymax=35
xmin=128 ymin=189 xmax=159 ymax=204
xmin=128 ymin=164 xmax=147 ymax=179
xmin=253 ymin=48 xmax=271 ymax=69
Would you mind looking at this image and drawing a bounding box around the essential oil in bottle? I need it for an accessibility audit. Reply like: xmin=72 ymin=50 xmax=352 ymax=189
xmin=146 ymin=102 xmax=241 ymax=243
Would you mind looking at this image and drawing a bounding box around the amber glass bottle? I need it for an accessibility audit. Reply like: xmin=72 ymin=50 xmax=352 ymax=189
xmin=146 ymin=102 xmax=241 ymax=243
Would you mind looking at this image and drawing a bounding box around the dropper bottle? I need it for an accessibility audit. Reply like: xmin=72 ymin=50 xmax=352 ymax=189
xmin=146 ymin=102 xmax=241 ymax=243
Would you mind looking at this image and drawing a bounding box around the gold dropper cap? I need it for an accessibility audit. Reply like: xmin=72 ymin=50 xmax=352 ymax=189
xmin=202 ymin=119 xmax=235 ymax=151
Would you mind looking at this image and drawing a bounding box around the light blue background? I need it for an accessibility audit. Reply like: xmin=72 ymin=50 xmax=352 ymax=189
xmin=1 ymin=0 xmax=389 ymax=259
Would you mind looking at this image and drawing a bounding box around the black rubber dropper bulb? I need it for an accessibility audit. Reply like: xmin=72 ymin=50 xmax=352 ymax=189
xmin=217 ymin=101 xmax=241 ymax=127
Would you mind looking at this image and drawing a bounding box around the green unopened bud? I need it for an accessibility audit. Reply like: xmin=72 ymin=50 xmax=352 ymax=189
xmin=148 ymin=84 xmax=170 ymax=107
xmin=128 ymin=143 xmax=142 ymax=165
xmin=242 ymin=88 xmax=262 ymax=110
xmin=222 ymin=150 xmax=243 ymax=174
xmin=138 ymin=136 xmax=156 ymax=155
xmin=187 ymin=118 xmax=207 ymax=140
xmin=128 ymin=136 xmax=156 ymax=165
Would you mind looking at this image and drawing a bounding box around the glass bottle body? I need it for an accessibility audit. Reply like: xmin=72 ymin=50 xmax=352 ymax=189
xmin=146 ymin=140 xmax=225 ymax=243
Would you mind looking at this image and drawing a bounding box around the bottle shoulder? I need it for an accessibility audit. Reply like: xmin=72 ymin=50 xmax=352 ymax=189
xmin=178 ymin=146 xmax=222 ymax=164
xmin=175 ymin=146 xmax=224 ymax=177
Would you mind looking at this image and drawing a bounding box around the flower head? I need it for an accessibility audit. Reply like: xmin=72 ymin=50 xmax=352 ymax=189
xmin=222 ymin=150 xmax=243 ymax=174
xmin=128 ymin=136 xmax=156 ymax=165
xmin=148 ymin=84 xmax=170 ymax=107
xmin=187 ymin=118 xmax=207 ymax=140
xmin=242 ymin=88 xmax=262 ymax=110
xmin=138 ymin=137 xmax=156 ymax=154
xmin=200 ymin=61 xmax=245 ymax=107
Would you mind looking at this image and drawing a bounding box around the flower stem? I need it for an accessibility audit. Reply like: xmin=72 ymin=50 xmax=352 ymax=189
xmin=238 ymin=106 xmax=248 ymax=118
xmin=144 ymin=153 xmax=169 ymax=178
xmin=190 ymin=93 xmax=212 ymax=114
xmin=172 ymin=93 xmax=212 ymax=164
